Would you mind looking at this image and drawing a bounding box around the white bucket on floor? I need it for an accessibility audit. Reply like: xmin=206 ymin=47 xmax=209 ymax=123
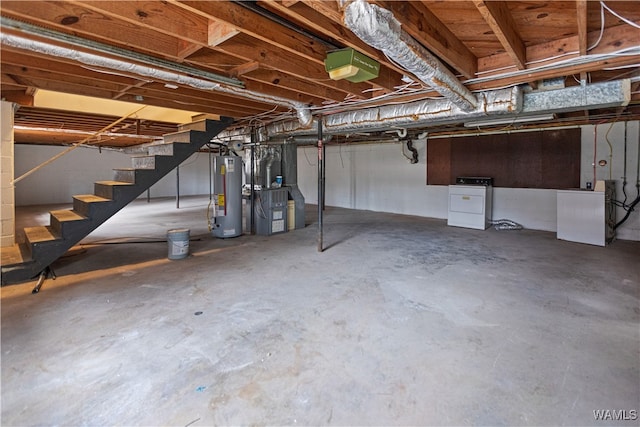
xmin=167 ymin=228 xmax=190 ymax=260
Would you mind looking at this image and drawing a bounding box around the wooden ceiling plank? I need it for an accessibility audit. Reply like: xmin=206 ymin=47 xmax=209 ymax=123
xmin=176 ymin=0 xmax=326 ymax=62
xmin=471 ymin=55 xmax=640 ymax=93
xmin=473 ymin=1 xmax=527 ymax=70
xmin=375 ymin=1 xmax=478 ymax=79
xmin=261 ymin=1 xmax=406 ymax=91
xmin=0 ymin=63 xmax=134 ymax=93
xmin=211 ymin=33 xmax=372 ymax=99
xmin=73 ymin=1 xmax=209 ymax=45
xmin=478 ymin=21 xmax=640 ymax=77
xmin=137 ymin=82 xmax=289 ymax=112
xmin=175 ymin=0 xmax=403 ymax=93
xmin=242 ymin=68 xmax=347 ymax=102
xmin=1 ymin=1 xmax=181 ymax=57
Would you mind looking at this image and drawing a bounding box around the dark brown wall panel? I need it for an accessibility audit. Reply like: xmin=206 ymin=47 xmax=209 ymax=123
xmin=426 ymin=128 xmax=580 ymax=188
xmin=425 ymin=137 xmax=451 ymax=185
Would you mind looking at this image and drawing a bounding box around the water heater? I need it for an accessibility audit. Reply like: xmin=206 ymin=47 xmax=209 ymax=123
xmin=212 ymin=155 xmax=242 ymax=238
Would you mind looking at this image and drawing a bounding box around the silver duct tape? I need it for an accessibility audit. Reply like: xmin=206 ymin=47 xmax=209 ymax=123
xmin=1 ymin=33 xmax=312 ymax=125
xmin=344 ymin=0 xmax=477 ymax=112
xmin=267 ymin=86 xmax=521 ymax=136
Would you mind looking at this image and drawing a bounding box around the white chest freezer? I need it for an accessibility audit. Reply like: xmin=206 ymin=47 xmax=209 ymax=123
xmin=447 ymin=185 xmax=493 ymax=230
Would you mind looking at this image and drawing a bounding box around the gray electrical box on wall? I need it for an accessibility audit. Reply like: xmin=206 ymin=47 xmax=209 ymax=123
xmin=254 ymin=188 xmax=288 ymax=236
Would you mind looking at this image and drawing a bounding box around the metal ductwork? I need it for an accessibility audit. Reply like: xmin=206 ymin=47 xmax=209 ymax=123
xmin=262 ymin=79 xmax=630 ymax=137
xmin=267 ymin=86 xmax=521 ymax=136
xmin=0 ymin=19 xmax=313 ymax=127
xmin=343 ymin=0 xmax=478 ymax=112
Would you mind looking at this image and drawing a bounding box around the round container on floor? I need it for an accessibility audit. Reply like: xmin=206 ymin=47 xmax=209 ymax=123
xmin=167 ymin=228 xmax=190 ymax=260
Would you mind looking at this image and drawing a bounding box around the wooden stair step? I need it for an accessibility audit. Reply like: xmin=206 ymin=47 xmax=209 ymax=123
xmin=0 ymin=243 xmax=32 ymax=266
xmin=73 ymin=194 xmax=112 ymax=203
xmin=95 ymin=180 xmax=133 ymax=186
xmin=24 ymin=226 xmax=60 ymax=244
xmin=50 ymin=209 xmax=86 ymax=222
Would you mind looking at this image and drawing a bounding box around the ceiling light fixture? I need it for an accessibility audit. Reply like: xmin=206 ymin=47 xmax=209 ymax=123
xmin=464 ymin=113 xmax=555 ymax=128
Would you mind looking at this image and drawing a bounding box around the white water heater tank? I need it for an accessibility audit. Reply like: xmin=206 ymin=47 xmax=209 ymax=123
xmin=212 ymin=155 xmax=243 ymax=238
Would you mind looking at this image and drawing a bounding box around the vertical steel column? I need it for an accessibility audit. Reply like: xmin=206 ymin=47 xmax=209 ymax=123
xmin=317 ymin=119 xmax=324 ymax=252
xmin=147 ymin=188 xmax=150 ymax=203
xmin=176 ymin=164 xmax=180 ymax=209
xmin=250 ymin=128 xmax=256 ymax=235
xmin=322 ymin=136 xmax=326 ymax=211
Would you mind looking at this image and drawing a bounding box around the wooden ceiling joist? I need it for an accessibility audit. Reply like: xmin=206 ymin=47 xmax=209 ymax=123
xmin=473 ymin=0 xmax=527 ymax=70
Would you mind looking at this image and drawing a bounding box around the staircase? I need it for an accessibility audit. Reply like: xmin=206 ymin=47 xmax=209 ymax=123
xmin=1 ymin=117 xmax=232 ymax=285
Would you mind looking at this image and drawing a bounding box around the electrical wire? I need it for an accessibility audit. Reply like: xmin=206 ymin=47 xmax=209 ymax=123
xmin=589 ymin=1 xmax=606 ymax=51
xmin=604 ymin=121 xmax=615 ymax=180
xmin=601 ymin=1 xmax=640 ymax=29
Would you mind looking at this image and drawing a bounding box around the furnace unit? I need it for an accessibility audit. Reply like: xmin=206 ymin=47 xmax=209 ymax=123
xmin=254 ymin=188 xmax=288 ymax=236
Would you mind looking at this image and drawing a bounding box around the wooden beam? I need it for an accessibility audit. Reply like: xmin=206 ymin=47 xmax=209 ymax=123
xmin=208 ymin=20 xmax=240 ymax=47
xmin=576 ymin=0 xmax=588 ymax=56
xmin=473 ymin=1 xmax=526 ymax=70
xmin=74 ymin=1 xmax=209 ymax=45
xmin=229 ymin=61 xmax=260 ymax=78
xmin=176 ymin=41 xmax=204 ymax=61
xmin=0 ymin=90 xmax=34 ymax=106
xmin=242 ymin=68 xmax=347 ymax=102
xmin=1 ymin=1 xmax=182 ymax=57
xmin=212 ymin=33 xmax=372 ymax=99
xmin=260 ymin=1 xmax=406 ymax=91
xmin=477 ymin=22 xmax=640 ymax=77
xmin=376 ymin=1 xmax=478 ymax=79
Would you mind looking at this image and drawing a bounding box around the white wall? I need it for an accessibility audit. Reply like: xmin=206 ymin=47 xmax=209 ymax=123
xmin=581 ymin=121 xmax=640 ymax=241
xmin=14 ymin=145 xmax=213 ymax=206
xmin=13 ymin=121 xmax=640 ymax=241
xmin=297 ymin=121 xmax=640 ymax=241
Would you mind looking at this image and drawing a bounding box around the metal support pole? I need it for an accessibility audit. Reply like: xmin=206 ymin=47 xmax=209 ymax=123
xmin=176 ymin=164 xmax=180 ymax=209
xmin=147 ymin=188 xmax=150 ymax=203
xmin=317 ymin=119 xmax=324 ymax=252
xmin=250 ymin=129 xmax=256 ymax=235
xmin=322 ymin=137 xmax=326 ymax=211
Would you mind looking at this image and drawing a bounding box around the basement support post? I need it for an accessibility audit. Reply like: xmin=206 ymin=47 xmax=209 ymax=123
xmin=176 ymin=165 xmax=180 ymax=209
xmin=322 ymin=137 xmax=326 ymax=211
xmin=250 ymin=128 xmax=256 ymax=235
xmin=317 ymin=119 xmax=324 ymax=252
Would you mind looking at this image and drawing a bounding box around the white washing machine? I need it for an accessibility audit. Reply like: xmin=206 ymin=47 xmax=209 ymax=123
xmin=448 ymin=184 xmax=493 ymax=230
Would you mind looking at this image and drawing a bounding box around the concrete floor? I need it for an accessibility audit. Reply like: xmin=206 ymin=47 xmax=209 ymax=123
xmin=1 ymin=196 xmax=639 ymax=426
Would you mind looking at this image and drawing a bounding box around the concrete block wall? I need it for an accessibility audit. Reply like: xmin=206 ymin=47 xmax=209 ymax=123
xmin=1 ymin=101 xmax=15 ymax=247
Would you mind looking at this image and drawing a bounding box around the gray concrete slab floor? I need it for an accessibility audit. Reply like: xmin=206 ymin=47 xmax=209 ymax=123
xmin=2 ymin=196 xmax=639 ymax=426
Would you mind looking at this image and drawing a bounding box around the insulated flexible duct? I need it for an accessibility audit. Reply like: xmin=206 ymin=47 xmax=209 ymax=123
xmin=343 ymin=0 xmax=478 ymax=112
xmin=0 ymin=32 xmax=312 ymax=127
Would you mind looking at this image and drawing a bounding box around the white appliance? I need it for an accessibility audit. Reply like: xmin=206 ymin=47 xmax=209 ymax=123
xmin=557 ymin=181 xmax=616 ymax=246
xmin=448 ymin=185 xmax=493 ymax=230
